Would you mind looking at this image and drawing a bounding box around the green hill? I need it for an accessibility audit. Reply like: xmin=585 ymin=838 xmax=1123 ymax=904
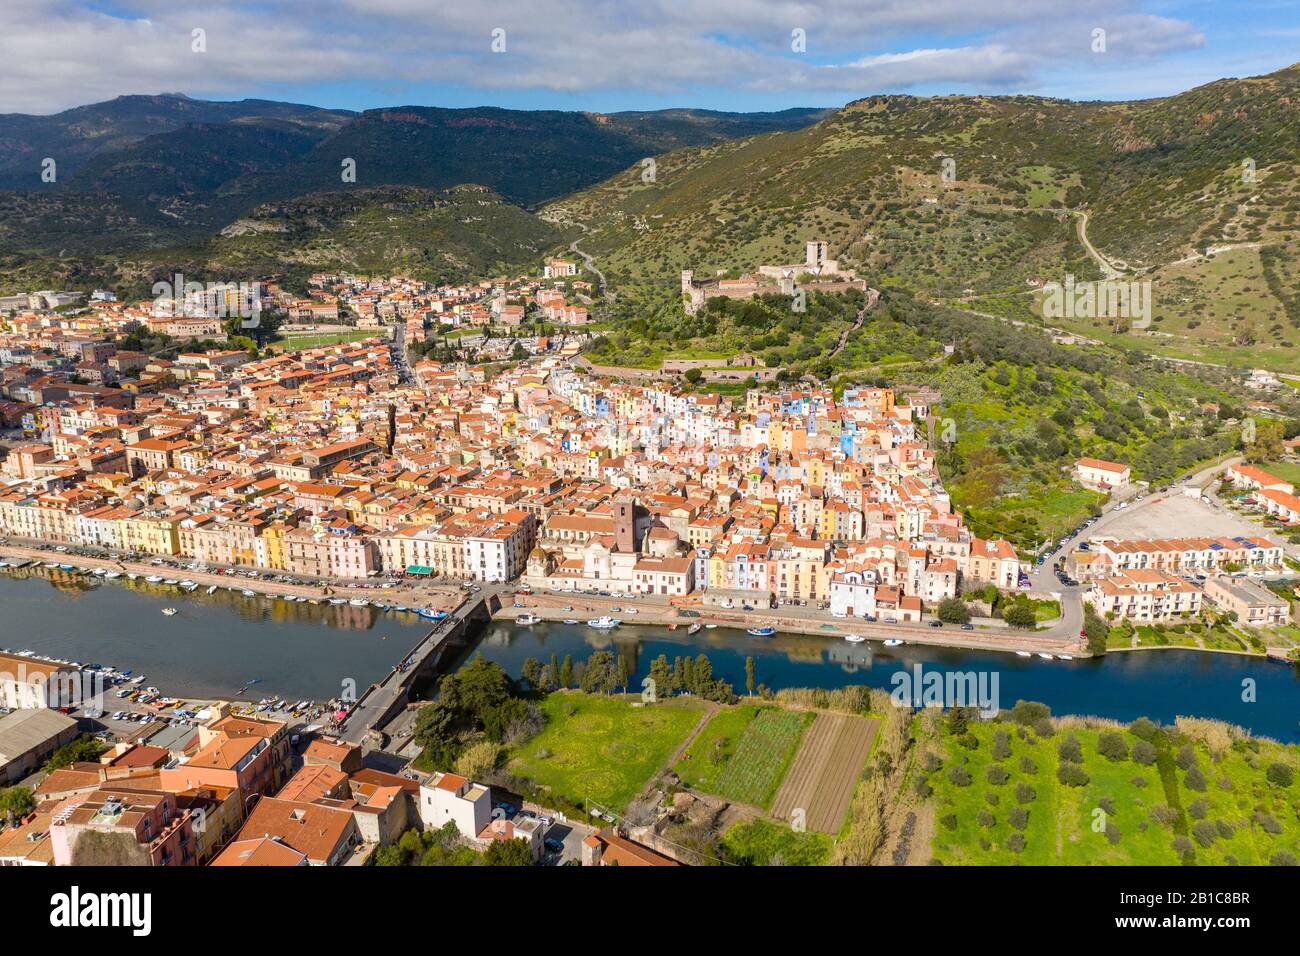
xmin=547 ymin=64 xmax=1300 ymax=370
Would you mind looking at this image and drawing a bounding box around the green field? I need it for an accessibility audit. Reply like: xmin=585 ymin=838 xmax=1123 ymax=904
xmin=277 ymin=328 xmax=382 ymax=351
xmin=924 ymin=713 xmax=1300 ymax=865
xmin=721 ymin=817 xmax=833 ymax=866
xmin=509 ymin=692 xmax=706 ymax=812
xmin=674 ymin=704 xmax=811 ymax=808
xmin=1263 ymin=460 xmax=1300 ymax=486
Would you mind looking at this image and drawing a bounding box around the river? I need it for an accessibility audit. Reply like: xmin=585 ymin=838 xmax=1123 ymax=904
xmin=3 ymin=570 xmax=1297 ymax=739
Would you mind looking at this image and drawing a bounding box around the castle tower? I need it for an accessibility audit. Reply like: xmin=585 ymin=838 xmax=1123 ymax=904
xmin=805 ymin=240 xmax=827 ymax=271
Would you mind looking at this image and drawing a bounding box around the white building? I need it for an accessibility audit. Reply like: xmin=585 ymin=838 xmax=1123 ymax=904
xmin=419 ymin=771 xmax=491 ymax=840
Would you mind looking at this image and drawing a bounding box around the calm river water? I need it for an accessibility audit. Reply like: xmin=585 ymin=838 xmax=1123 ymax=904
xmin=2 ymin=570 xmax=1297 ymax=739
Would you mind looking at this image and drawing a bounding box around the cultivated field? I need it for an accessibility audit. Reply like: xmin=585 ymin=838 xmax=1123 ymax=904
xmin=509 ymin=693 xmax=707 ymax=812
xmin=771 ymin=712 xmax=879 ymax=834
xmin=675 ymin=704 xmax=814 ymax=808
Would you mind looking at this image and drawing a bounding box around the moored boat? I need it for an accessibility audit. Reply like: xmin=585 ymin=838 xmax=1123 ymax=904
xmin=587 ymin=616 xmax=620 ymax=629
xmin=844 ymin=633 xmax=866 ymax=643
xmin=746 ymin=625 xmax=777 ymax=637
xmin=516 ymin=612 xmax=542 ymax=625
xmin=882 ymin=638 xmax=904 ymax=647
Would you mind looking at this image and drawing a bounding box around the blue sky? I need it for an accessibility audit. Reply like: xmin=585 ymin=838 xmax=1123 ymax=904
xmin=5 ymin=0 xmax=1298 ymax=114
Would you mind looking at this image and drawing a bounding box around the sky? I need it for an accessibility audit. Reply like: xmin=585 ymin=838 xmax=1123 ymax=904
xmin=2 ymin=0 xmax=1298 ymax=115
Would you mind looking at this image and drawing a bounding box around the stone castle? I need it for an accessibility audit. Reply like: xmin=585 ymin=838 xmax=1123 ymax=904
xmin=680 ymin=240 xmax=865 ymax=315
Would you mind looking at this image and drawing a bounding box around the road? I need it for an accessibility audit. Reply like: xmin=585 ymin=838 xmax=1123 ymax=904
xmin=1074 ymin=209 xmax=1126 ymax=280
xmin=569 ymin=231 xmax=611 ymax=301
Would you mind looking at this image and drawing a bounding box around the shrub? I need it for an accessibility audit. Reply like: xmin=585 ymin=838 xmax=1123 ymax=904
xmin=921 ymin=751 xmax=943 ymax=773
xmin=1008 ymin=807 xmax=1029 ymax=830
xmin=940 ymin=813 xmax=958 ymax=830
xmin=1174 ymin=744 xmax=1197 ymax=772
xmin=1129 ymin=717 xmax=1159 ymax=741
xmin=977 ymin=810 xmax=995 ymax=828
xmin=1184 ymin=766 xmax=1207 ymax=791
xmin=1010 ymin=700 xmax=1051 ymax=725
xmin=1191 ymin=820 xmax=1218 ymax=848
xmin=1057 ymin=735 xmax=1083 ymax=763
xmin=1187 ymin=798 xmax=1209 ymax=820
xmin=1172 ymin=835 xmax=1195 ymax=862
xmin=1105 ymin=822 xmax=1122 ymax=845
xmin=958 ymin=731 xmax=980 ymax=750
xmin=1131 ymin=740 xmax=1158 ymax=766
xmin=1033 ymin=717 xmax=1055 ymax=738
xmin=1254 ymin=812 xmax=1283 ymax=835
xmin=947 ymin=765 xmax=972 ymax=787
xmin=991 ymin=730 xmax=1012 ymax=760
xmin=1098 ymin=796 xmax=1116 ymax=815
xmin=1266 ymin=763 xmax=1294 ymax=787
xmin=1015 ymin=782 xmax=1036 ymax=804
xmin=1271 ymin=851 xmax=1299 ymax=867
xmin=986 ymin=764 xmax=1010 ymax=786
xmin=1150 ymin=805 xmax=1178 ymax=827
xmin=1005 ymin=833 xmax=1026 ymax=853
xmin=1131 ymin=775 xmax=1149 ymax=788
xmin=1097 ymin=732 xmax=1128 ymax=762
xmin=1058 ymin=763 xmax=1090 ymax=787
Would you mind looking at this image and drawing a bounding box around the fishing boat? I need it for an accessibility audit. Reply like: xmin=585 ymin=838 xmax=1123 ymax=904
xmin=127 ymin=573 xmax=138 ymax=580
xmin=746 ymin=625 xmax=777 ymax=637
xmin=844 ymin=634 xmax=866 ymax=643
xmin=705 ymin=624 xmax=717 ymax=629
xmin=1037 ymin=652 xmax=1055 ymax=661
xmin=59 ymin=564 xmax=76 ymax=571
xmin=241 ymin=589 xmax=256 ymax=597
xmin=1015 ymin=650 xmax=1032 ymax=658
xmin=179 ymin=580 xmax=198 ymax=591
xmin=687 ymin=622 xmax=702 ymax=635
xmin=348 ymin=598 xmax=369 ymax=607
xmin=145 ymin=575 xmax=163 ymax=583
xmin=328 ymin=597 xmax=348 ymax=605
xmin=163 ymin=579 xmax=179 ymax=586
xmin=562 ymin=618 xmax=579 ymax=625
xmin=206 ymin=584 xmax=218 ymax=595
xmin=104 ymin=571 xmax=122 ymax=579
xmin=161 ymin=608 xmax=178 ymax=616
xmin=516 ymin=612 xmax=542 ymax=625
xmin=130 ymin=675 xmax=146 ymax=685
xmin=587 ymin=616 xmax=620 ymax=629
xmin=882 ymin=638 xmax=904 ymax=647
xmin=1058 ymin=654 xmax=1074 ymax=661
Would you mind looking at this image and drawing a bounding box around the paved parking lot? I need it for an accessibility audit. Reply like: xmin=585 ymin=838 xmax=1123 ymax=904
xmin=1091 ymin=493 xmax=1263 ymax=541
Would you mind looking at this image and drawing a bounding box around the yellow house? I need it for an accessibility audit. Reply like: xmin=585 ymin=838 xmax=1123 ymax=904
xmin=121 ymin=513 xmax=182 ymax=555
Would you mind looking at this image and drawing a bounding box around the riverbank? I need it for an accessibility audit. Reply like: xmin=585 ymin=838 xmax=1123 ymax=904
xmin=0 ymin=542 xmax=462 ymax=611
xmin=495 ymin=594 xmax=1091 ymax=658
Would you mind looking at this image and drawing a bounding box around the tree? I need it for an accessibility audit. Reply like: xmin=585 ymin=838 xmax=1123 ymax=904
xmin=936 ymin=598 xmax=972 ymax=624
xmin=520 ymin=657 xmax=541 ymax=689
xmin=615 ymin=654 xmax=629 ymax=694
xmin=0 ymin=786 xmax=34 ymax=826
xmin=559 ymin=655 xmax=573 ymax=689
xmin=684 ymin=368 xmax=703 ymax=384
xmin=745 ymin=656 xmax=756 ymax=697
xmin=580 ymin=651 xmax=616 ymax=694
xmin=484 ymin=839 xmax=534 ymax=866
xmin=1002 ymin=603 xmax=1038 ymax=628
xmin=453 ymin=740 xmax=501 ymax=780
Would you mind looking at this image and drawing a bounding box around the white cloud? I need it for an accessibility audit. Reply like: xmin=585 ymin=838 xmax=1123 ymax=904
xmin=0 ymin=0 xmax=1211 ymax=113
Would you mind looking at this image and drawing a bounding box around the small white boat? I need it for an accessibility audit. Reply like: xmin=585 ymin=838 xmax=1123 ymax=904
xmin=1058 ymin=654 xmax=1074 ymax=661
xmin=746 ymin=625 xmax=777 ymax=637
xmin=844 ymin=634 xmax=866 ymax=644
xmin=1016 ymin=650 xmax=1032 ymax=658
xmin=348 ymin=598 xmax=369 ymax=607
xmin=161 ymin=608 xmax=178 ymax=616
xmin=241 ymin=589 xmax=256 ymax=597
xmin=882 ymin=638 xmax=904 ymax=647
xmin=587 ymin=616 xmax=620 ymax=629
xmin=516 ymin=612 xmax=542 ymax=625
xmin=562 ymin=619 xmax=579 ymax=625
xmin=687 ymin=622 xmax=702 ymax=635
xmin=179 ymin=580 xmax=198 ymax=591
xmin=145 ymin=575 xmax=163 ymax=583
xmin=207 ymin=585 xmax=218 ymax=595
xmin=131 ymin=675 xmax=146 ymax=684
xmin=705 ymin=624 xmax=717 ymax=629
xmin=1037 ymin=652 xmax=1055 ymax=661
xmin=328 ymin=598 xmax=348 ymax=605
xmin=104 ymin=571 xmax=122 ymax=579
xmin=163 ymin=579 xmax=179 ymax=586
